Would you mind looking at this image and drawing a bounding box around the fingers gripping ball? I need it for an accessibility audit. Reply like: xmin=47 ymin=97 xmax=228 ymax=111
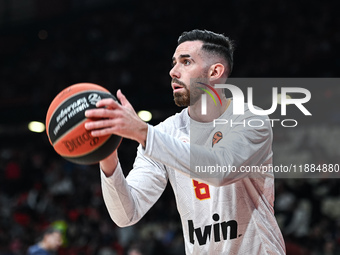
xmin=46 ymin=83 xmax=122 ymax=165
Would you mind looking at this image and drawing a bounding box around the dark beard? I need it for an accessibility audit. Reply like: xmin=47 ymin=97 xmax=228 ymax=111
xmin=172 ymin=76 xmax=207 ymax=107
xmin=173 ymin=87 xmax=203 ymax=107
xmin=174 ymin=88 xmax=190 ymax=107
xmin=172 ymin=77 xmax=190 ymax=107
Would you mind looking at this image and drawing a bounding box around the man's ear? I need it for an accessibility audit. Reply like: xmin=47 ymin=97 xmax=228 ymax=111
xmin=209 ymin=63 xmax=225 ymax=81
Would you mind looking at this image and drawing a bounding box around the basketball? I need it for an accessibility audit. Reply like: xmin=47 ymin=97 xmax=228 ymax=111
xmin=46 ymin=83 xmax=122 ymax=165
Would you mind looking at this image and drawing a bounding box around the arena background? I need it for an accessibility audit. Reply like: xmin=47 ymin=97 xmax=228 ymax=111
xmin=0 ymin=0 xmax=339 ymax=254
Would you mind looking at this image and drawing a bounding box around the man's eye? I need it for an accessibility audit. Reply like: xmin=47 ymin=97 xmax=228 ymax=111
xmin=184 ymin=59 xmax=191 ymax=65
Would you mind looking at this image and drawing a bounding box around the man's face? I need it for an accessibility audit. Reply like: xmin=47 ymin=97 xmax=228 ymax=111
xmin=170 ymin=41 xmax=209 ymax=107
xmin=45 ymin=232 xmax=63 ymax=251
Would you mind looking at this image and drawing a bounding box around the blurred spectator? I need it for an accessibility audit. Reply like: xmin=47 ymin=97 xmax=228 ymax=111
xmin=27 ymin=227 xmax=62 ymax=255
xmin=127 ymin=244 xmax=143 ymax=255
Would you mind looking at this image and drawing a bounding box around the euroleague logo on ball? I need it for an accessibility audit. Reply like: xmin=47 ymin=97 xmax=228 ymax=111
xmin=88 ymin=93 xmax=102 ymax=105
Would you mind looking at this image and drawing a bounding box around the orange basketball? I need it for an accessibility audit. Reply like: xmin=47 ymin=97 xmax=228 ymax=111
xmin=46 ymin=83 xmax=122 ymax=165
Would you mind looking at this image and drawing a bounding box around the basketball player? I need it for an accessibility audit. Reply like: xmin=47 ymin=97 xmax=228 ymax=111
xmin=85 ymin=29 xmax=286 ymax=254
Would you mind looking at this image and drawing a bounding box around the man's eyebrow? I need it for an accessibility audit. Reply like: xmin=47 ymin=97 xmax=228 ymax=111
xmin=172 ymin=54 xmax=192 ymax=62
xmin=179 ymin=54 xmax=191 ymax=59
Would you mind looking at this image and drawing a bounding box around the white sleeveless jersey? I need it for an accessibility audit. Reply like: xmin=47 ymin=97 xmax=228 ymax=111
xmin=101 ymin=103 xmax=286 ymax=255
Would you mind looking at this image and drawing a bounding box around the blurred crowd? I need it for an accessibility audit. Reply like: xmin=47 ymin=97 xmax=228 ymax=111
xmin=0 ymin=138 xmax=185 ymax=255
xmin=0 ymin=0 xmax=339 ymax=254
xmin=273 ymin=125 xmax=340 ymax=255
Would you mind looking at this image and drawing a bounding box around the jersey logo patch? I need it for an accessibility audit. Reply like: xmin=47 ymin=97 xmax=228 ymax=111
xmin=212 ymin=131 xmax=223 ymax=147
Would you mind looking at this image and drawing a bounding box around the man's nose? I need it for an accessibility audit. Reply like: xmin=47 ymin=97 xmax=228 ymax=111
xmin=169 ymin=65 xmax=180 ymax=79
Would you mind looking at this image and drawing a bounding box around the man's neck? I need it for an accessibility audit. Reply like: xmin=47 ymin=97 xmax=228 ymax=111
xmin=188 ymin=96 xmax=230 ymax=122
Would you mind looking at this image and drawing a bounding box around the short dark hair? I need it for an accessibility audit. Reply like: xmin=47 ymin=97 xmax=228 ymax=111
xmin=178 ymin=29 xmax=234 ymax=75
